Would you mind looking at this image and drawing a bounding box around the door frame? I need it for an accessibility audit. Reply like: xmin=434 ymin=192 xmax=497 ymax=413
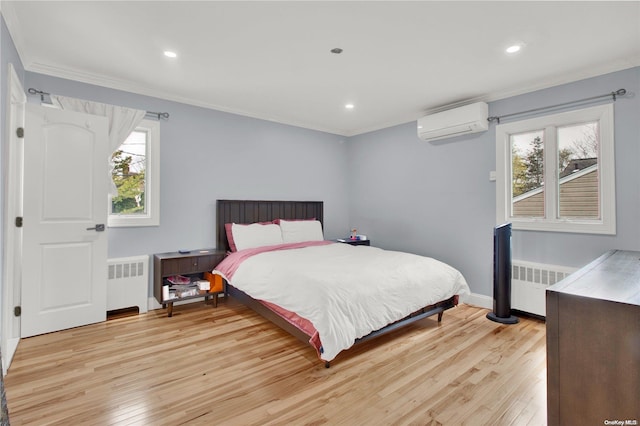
xmin=2 ymin=63 xmax=26 ymax=375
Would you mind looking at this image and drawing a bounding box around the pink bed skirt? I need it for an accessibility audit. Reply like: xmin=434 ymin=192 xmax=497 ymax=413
xmin=258 ymin=294 xmax=460 ymax=359
xmin=259 ymin=300 xmax=323 ymax=358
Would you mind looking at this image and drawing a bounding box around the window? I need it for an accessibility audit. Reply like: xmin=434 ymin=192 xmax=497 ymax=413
xmin=108 ymin=119 xmax=160 ymax=227
xmin=496 ymin=104 xmax=615 ymax=234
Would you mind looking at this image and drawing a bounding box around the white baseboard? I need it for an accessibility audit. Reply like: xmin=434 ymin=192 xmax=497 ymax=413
xmin=460 ymin=292 xmax=493 ymax=310
xmin=148 ymin=296 xmax=162 ymax=311
xmin=2 ymin=337 xmax=19 ymax=376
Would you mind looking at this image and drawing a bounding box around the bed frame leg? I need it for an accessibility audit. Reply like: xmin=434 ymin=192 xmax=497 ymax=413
xmin=437 ymin=311 xmax=443 ymax=323
xmin=324 ymin=361 xmax=331 ymax=368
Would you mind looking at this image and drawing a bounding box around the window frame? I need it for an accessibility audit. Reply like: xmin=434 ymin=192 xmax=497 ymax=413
xmin=496 ymin=103 xmax=615 ymax=235
xmin=108 ymin=119 xmax=160 ymax=227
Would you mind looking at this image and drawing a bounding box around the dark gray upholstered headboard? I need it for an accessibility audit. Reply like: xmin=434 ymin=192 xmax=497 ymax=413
xmin=216 ymin=200 xmax=324 ymax=252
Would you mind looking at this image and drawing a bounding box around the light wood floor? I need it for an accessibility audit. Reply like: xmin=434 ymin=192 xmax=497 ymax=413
xmin=4 ymin=299 xmax=547 ymax=425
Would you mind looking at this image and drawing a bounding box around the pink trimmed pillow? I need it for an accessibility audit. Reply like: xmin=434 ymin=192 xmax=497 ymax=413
xmin=224 ymin=223 xmax=236 ymax=251
xmin=225 ymin=221 xmax=277 ymax=252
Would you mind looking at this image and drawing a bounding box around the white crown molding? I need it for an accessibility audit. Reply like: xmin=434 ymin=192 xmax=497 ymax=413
xmin=25 ymin=57 xmax=640 ymax=138
xmin=25 ymin=60 xmax=347 ymax=136
xmin=412 ymin=59 xmax=640 ymax=120
xmin=1 ymin=2 xmax=33 ymax=68
xmin=346 ymin=58 xmax=637 ymax=137
xmin=21 ymin=52 xmax=640 ymax=139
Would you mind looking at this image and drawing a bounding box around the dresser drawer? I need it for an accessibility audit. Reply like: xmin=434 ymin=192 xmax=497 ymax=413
xmin=161 ymin=259 xmax=181 ymax=276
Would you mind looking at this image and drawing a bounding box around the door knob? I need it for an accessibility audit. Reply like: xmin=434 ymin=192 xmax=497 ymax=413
xmin=86 ymin=224 xmax=105 ymax=232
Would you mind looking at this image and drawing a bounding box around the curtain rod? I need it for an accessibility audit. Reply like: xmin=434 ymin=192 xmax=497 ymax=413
xmin=27 ymin=88 xmax=170 ymax=120
xmin=487 ymin=89 xmax=626 ymax=124
xmin=145 ymin=111 xmax=170 ymax=120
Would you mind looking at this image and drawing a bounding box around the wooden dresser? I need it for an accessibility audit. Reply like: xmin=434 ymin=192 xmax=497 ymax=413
xmin=546 ymin=250 xmax=640 ymax=425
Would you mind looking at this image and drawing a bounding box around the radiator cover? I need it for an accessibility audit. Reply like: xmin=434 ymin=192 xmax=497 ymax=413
xmin=107 ymin=255 xmax=149 ymax=313
xmin=511 ymin=260 xmax=576 ymax=317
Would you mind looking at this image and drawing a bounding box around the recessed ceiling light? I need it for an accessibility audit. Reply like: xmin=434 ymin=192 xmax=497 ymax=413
xmin=164 ymin=51 xmax=177 ymax=58
xmin=345 ymin=103 xmax=355 ymax=110
xmin=506 ymin=44 xmax=522 ymax=54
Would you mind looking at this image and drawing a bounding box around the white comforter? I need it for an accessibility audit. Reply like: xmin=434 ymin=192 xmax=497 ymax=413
xmin=218 ymin=243 xmax=470 ymax=361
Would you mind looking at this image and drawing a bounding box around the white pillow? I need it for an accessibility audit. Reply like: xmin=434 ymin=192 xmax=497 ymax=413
xmin=231 ymin=222 xmax=283 ymax=251
xmin=279 ymin=219 xmax=324 ymax=243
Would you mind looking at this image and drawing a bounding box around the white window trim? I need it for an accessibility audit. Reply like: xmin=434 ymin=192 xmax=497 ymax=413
xmin=496 ymin=104 xmax=615 ymax=235
xmin=108 ymin=119 xmax=160 ymax=227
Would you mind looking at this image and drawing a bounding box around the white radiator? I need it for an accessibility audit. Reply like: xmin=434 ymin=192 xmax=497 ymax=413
xmin=107 ymin=255 xmax=149 ymax=313
xmin=511 ymin=260 xmax=577 ymax=317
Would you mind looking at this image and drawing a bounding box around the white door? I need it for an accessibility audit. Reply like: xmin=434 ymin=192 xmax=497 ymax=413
xmin=2 ymin=64 xmax=26 ymax=373
xmin=21 ymin=104 xmax=109 ymax=338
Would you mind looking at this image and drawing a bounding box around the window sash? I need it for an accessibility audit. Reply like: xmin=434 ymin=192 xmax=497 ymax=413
xmin=111 ymin=129 xmax=148 ymax=215
xmin=108 ymin=119 xmax=160 ymax=227
xmin=496 ymin=104 xmax=614 ymax=235
xmin=510 ymin=130 xmax=545 ymax=218
xmin=556 ymin=122 xmax=600 ymax=220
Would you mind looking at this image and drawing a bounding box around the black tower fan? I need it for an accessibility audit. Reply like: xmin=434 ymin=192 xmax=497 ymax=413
xmin=487 ymin=223 xmax=518 ymax=324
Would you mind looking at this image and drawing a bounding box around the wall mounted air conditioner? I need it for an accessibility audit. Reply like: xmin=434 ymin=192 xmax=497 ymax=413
xmin=417 ymin=102 xmax=489 ymax=142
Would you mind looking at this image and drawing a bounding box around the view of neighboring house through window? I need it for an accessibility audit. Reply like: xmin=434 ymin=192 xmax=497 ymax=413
xmin=556 ymin=122 xmax=599 ymax=219
xmin=511 ymin=122 xmax=600 ymax=219
xmin=108 ymin=119 xmax=160 ymax=227
xmin=511 ymin=130 xmax=545 ymax=218
xmin=496 ymin=104 xmax=614 ymax=234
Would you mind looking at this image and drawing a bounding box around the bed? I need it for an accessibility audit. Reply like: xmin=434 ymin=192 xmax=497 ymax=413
xmin=214 ymin=199 xmax=470 ymax=367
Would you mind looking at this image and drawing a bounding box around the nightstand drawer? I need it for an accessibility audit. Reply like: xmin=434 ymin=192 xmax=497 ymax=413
xmin=161 ymin=259 xmax=181 ymax=276
xmin=196 ymin=254 xmax=225 ymax=272
xmin=168 ymin=254 xmax=223 ymax=274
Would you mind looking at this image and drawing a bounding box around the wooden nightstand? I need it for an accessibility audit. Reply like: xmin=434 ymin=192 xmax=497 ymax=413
xmin=153 ymin=248 xmax=226 ymax=317
xmin=337 ymin=238 xmax=371 ymax=246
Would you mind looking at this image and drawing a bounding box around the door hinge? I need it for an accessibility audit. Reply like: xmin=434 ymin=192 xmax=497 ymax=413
xmin=14 ymin=306 xmax=21 ymax=317
xmin=16 ymin=127 xmax=24 ymax=138
xmin=15 ymin=216 xmax=23 ymax=227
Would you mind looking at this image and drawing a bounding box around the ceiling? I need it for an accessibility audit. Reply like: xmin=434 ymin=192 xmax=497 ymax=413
xmin=3 ymin=1 xmax=640 ymax=136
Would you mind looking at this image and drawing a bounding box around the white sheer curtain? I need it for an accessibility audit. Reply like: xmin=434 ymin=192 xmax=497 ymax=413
xmin=53 ymin=95 xmax=147 ymax=196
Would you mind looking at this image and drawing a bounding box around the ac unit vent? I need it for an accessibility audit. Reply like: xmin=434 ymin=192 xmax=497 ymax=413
xmin=417 ymin=102 xmax=489 ymax=142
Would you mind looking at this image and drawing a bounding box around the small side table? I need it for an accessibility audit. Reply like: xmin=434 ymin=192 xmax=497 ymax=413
xmin=153 ymin=248 xmax=226 ymax=317
xmin=337 ymin=238 xmax=370 ymax=246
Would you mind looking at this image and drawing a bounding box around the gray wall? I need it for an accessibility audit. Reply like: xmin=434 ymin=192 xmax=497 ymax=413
xmin=346 ymin=112 xmax=495 ymax=297
xmin=23 ymin=73 xmax=351 ymax=259
xmin=347 ymin=67 xmax=640 ymax=297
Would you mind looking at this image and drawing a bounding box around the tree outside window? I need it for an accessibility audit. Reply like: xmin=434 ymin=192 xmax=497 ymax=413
xmin=496 ymin=104 xmax=614 ymax=234
xmin=510 ymin=123 xmax=599 ymax=219
xmin=108 ymin=119 xmax=160 ymax=227
xmin=111 ymin=130 xmax=147 ymax=215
